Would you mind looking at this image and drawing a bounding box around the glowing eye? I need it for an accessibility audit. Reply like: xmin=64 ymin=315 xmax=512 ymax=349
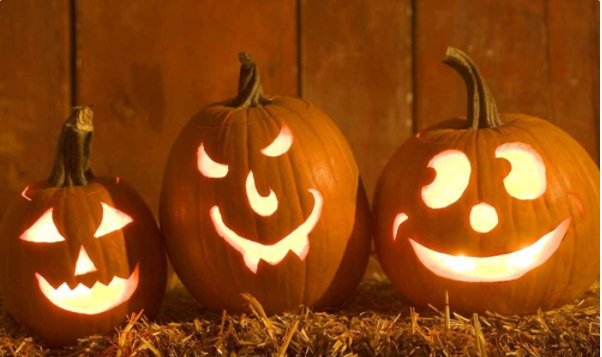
xmin=94 ymin=203 xmax=133 ymax=238
xmin=20 ymin=208 xmax=65 ymax=243
xmin=422 ymin=150 xmax=471 ymax=209
xmin=198 ymin=143 xmax=228 ymax=178
xmin=261 ymin=122 xmax=293 ymax=157
xmin=495 ymin=142 xmax=546 ymax=200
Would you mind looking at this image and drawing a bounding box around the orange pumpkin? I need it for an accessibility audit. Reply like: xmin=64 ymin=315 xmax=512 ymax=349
xmin=0 ymin=107 xmax=167 ymax=346
xmin=373 ymin=48 xmax=600 ymax=315
xmin=160 ymin=53 xmax=371 ymax=314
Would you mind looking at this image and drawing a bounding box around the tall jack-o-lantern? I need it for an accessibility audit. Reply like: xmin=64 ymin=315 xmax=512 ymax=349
xmin=160 ymin=53 xmax=372 ymax=314
xmin=373 ymin=48 xmax=600 ymax=315
xmin=0 ymin=107 xmax=167 ymax=346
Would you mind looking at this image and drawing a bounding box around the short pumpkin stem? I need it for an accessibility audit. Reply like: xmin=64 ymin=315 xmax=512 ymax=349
xmin=230 ymin=52 xmax=271 ymax=108
xmin=443 ymin=47 xmax=502 ymax=129
xmin=48 ymin=106 xmax=95 ymax=187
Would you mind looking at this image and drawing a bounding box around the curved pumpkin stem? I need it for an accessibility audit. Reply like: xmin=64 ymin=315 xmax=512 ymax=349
xmin=443 ymin=47 xmax=502 ymax=129
xmin=48 ymin=106 xmax=95 ymax=187
xmin=230 ymin=52 xmax=271 ymax=108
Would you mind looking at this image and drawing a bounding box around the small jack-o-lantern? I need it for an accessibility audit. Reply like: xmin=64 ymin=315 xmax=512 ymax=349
xmin=373 ymin=48 xmax=600 ymax=315
xmin=0 ymin=107 xmax=167 ymax=346
xmin=160 ymin=53 xmax=371 ymax=314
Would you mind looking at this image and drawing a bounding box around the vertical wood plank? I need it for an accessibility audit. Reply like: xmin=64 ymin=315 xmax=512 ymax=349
xmin=75 ymin=0 xmax=298 ymax=215
xmin=300 ymin=0 xmax=414 ymax=201
xmin=415 ymin=0 xmax=599 ymax=162
xmin=547 ymin=0 xmax=600 ymax=163
xmin=0 ymin=0 xmax=71 ymax=218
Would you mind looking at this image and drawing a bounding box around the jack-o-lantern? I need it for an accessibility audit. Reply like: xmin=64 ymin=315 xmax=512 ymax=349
xmin=160 ymin=53 xmax=371 ymax=314
xmin=0 ymin=107 xmax=167 ymax=346
xmin=373 ymin=48 xmax=600 ymax=315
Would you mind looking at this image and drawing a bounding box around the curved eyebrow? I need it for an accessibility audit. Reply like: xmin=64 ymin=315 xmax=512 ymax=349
xmin=198 ymin=143 xmax=229 ymax=178
xmin=261 ymin=122 xmax=294 ymax=157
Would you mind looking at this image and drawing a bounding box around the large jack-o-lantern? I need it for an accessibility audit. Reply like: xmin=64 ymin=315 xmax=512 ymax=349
xmin=0 ymin=107 xmax=167 ymax=346
xmin=160 ymin=53 xmax=371 ymax=314
xmin=373 ymin=48 xmax=600 ymax=315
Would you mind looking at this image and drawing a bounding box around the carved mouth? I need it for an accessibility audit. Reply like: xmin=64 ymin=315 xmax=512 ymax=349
xmin=36 ymin=263 xmax=140 ymax=315
xmin=210 ymin=189 xmax=323 ymax=273
xmin=409 ymin=218 xmax=571 ymax=282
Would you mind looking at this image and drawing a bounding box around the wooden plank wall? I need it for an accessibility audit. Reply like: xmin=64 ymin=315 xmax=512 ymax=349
xmin=0 ymin=0 xmax=599 ymax=220
xmin=0 ymin=0 xmax=71 ymax=217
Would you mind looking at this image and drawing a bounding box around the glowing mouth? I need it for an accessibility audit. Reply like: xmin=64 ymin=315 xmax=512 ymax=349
xmin=210 ymin=189 xmax=323 ymax=273
xmin=36 ymin=263 xmax=140 ymax=315
xmin=409 ymin=218 xmax=571 ymax=282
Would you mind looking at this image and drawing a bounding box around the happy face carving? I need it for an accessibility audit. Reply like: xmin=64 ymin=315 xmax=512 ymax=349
xmin=0 ymin=177 xmax=167 ymax=346
xmin=374 ymin=118 xmax=600 ymax=315
xmin=198 ymin=122 xmax=324 ymax=273
xmin=20 ymin=202 xmax=138 ymax=315
xmin=374 ymin=48 xmax=599 ymax=315
xmin=396 ymin=143 xmax=571 ymax=283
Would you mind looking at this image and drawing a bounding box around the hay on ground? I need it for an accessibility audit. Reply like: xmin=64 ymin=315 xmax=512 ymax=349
xmin=0 ymin=258 xmax=599 ymax=356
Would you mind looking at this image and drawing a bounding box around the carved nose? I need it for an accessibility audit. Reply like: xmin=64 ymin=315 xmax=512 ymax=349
xmin=470 ymin=202 xmax=498 ymax=233
xmin=75 ymin=246 xmax=98 ymax=276
xmin=246 ymin=170 xmax=278 ymax=216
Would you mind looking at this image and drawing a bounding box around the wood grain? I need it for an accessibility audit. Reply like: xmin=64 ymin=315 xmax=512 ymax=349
xmin=547 ymin=0 xmax=600 ymax=163
xmin=414 ymin=0 xmax=599 ymax=163
xmin=300 ymin=0 xmax=414 ymax=201
xmin=75 ymin=0 xmax=298 ymax=216
xmin=0 ymin=0 xmax=71 ymax=219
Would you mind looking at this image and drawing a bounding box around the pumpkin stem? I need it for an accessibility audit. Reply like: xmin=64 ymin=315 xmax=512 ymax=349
xmin=230 ymin=52 xmax=271 ymax=108
xmin=48 ymin=106 xmax=95 ymax=187
xmin=443 ymin=47 xmax=502 ymax=129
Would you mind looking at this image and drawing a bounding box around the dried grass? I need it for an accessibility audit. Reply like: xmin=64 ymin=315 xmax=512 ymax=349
xmin=0 ymin=258 xmax=599 ymax=356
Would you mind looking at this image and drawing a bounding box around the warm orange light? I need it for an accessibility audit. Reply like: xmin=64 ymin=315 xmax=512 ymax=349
xmin=422 ymin=150 xmax=471 ymax=209
xmin=409 ymin=218 xmax=571 ymax=282
xmin=198 ymin=143 xmax=228 ymax=178
xmin=21 ymin=185 xmax=32 ymax=201
xmin=246 ymin=170 xmax=278 ymax=216
xmin=74 ymin=246 xmax=98 ymax=276
xmin=94 ymin=203 xmax=133 ymax=238
xmin=20 ymin=208 xmax=65 ymax=243
xmin=261 ymin=122 xmax=293 ymax=157
xmin=495 ymin=142 xmax=546 ymax=200
xmin=210 ymin=189 xmax=323 ymax=273
xmin=36 ymin=263 xmax=140 ymax=315
xmin=469 ymin=202 xmax=498 ymax=233
xmin=392 ymin=213 xmax=408 ymax=241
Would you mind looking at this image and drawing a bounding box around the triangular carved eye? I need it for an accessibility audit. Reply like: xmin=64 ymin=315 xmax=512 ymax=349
xmin=94 ymin=203 xmax=133 ymax=238
xmin=197 ymin=143 xmax=228 ymax=178
xmin=20 ymin=208 xmax=65 ymax=243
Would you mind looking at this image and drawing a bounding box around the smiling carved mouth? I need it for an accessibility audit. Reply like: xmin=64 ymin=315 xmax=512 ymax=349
xmin=210 ymin=189 xmax=323 ymax=273
xmin=408 ymin=218 xmax=572 ymax=282
xmin=35 ymin=263 xmax=140 ymax=315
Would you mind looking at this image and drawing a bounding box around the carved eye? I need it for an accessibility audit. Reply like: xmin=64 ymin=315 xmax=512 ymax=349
xmin=261 ymin=122 xmax=293 ymax=157
xmin=20 ymin=208 xmax=65 ymax=243
xmin=495 ymin=143 xmax=546 ymax=200
xmin=94 ymin=203 xmax=133 ymax=238
xmin=198 ymin=143 xmax=228 ymax=178
xmin=422 ymin=150 xmax=471 ymax=209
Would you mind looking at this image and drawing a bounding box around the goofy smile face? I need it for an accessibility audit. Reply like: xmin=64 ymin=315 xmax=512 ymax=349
xmin=374 ymin=123 xmax=599 ymax=315
xmin=392 ymin=144 xmax=575 ymax=283
xmin=198 ymin=121 xmax=324 ymax=273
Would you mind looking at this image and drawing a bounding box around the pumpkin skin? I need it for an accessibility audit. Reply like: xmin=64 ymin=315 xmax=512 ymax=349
xmin=373 ymin=48 xmax=600 ymax=315
xmin=0 ymin=107 xmax=166 ymax=346
xmin=160 ymin=53 xmax=371 ymax=314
